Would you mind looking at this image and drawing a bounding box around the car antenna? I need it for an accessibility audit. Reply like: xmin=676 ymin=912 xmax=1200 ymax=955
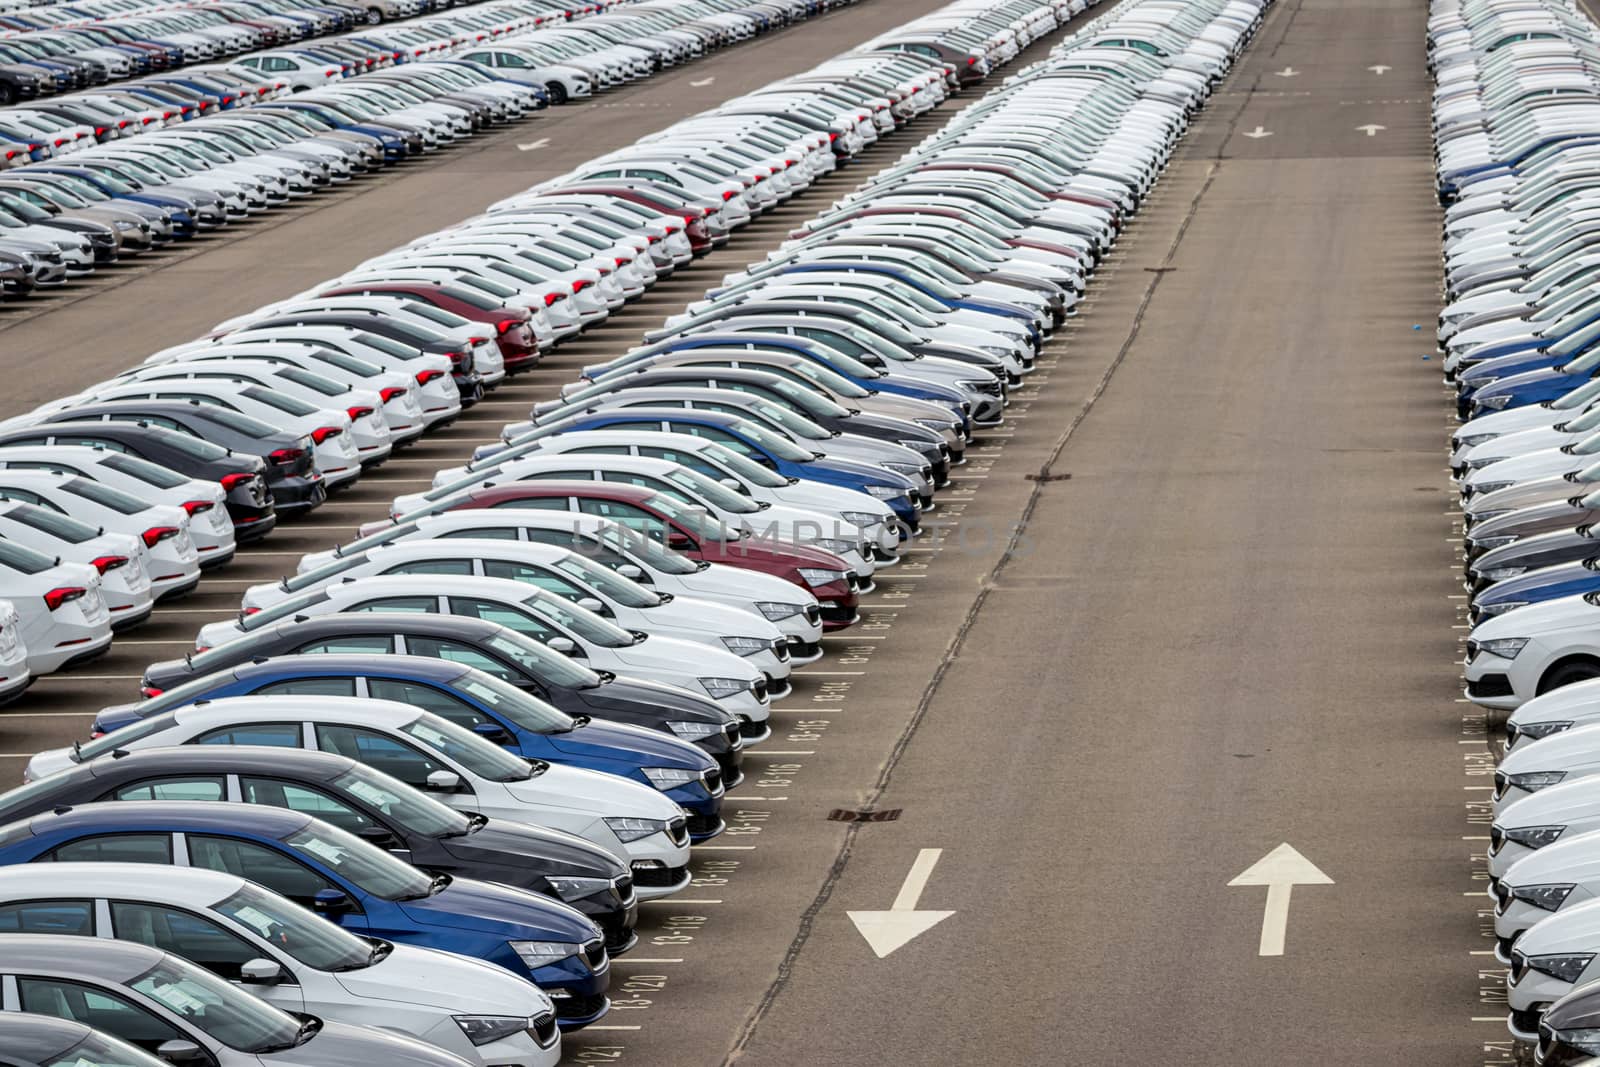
xmin=71 ymin=740 xmax=81 ymax=761
xmin=111 ymin=749 xmax=129 ymax=759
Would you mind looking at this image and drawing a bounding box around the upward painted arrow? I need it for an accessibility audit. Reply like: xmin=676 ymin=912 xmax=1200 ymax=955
xmin=1228 ymin=844 xmax=1333 ymax=956
xmin=690 ymin=76 xmax=715 ymax=87
xmin=848 ymin=848 xmax=955 ymax=958
xmin=1274 ymin=66 xmax=1299 ymax=77
xmin=1369 ymin=64 xmax=1391 ymax=74
xmin=1241 ymin=125 xmax=1273 ymax=139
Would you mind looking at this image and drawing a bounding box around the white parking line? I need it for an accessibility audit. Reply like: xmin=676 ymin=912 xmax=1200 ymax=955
xmin=584 ymin=1026 xmax=642 ymax=1031
xmin=692 ymin=845 xmax=757 ymax=851
xmin=640 ymin=898 xmax=722 ymax=905
xmin=612 ymin=958 xmax=683 ymax=964
xmin=30 ymin=674 xmax=143 ymax=681
xmin=749 ymin=750 xmax=814 ymax=756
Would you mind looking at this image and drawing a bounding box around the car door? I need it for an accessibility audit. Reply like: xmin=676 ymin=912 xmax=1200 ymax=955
xmin=291 ymin=634 xmax=397 ymax=657
xmin=11 ymin=976 xmax=202 ymax=1060
xmin=183 ymin=834 xmax=360 ymax=928
xmin=107 ymin=899 xmax=306 ymax=1013
xmin=237 ymin=775 xmax=406 ymax=861
xmin=102 ymin=777 xmax=227 ymax=804
xmin=310 ymin=722 xmax=466 ymax=804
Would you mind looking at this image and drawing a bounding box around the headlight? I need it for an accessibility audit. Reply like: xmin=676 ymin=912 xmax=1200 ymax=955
xmin=1501 ymin=824 xmax=1567 ymax=849
xmin=1466 ymin=456 xmax=1507 ymax=470
xmin=1478 ymin=395 xmax=1514 ymax=410
xmin=1478 ymin=637 xmax=1529 ymax=660
xmin=604 ymin=816 xmax=669 ymax=843
xmin=979 ymin=345 xmax=1013 ymax=357
xmin=1511 ymin=883 xmax=1577 ymax=912
xmin=666 ymin=719 xmax=726 ymax=740
xmin=640 ymin=766 xmax=704 ymax=790
xmin=510 ymin=940 xmax=578 ymax=969
xmin=840 ymin=511 xmax=882 ymax=528
xmin=913 ymin=418 xmax=951 ymax=431
xmin=1456 ymin=433 xmax=1498 ymax=449
xmin=1478 ymin=567 xmax=1526 ymax=581
xmin=453 ymin=1015 xmax=530 ymax=1046
xmin=1470 ymin=535 xmax=1518 ymax=550
xmin=1514 ymin=721 xmax=1574 ymax=742
xmin=864 ymin=485 xmax=907 ymax=500
xmin=755 ymin=601 xmax=804 ymax=621
xmin=898 ymin=439 xmax=933 ymax=452
xmin=812 ymin=538 xmax=856 ymax=555
xmin=1527 ymin=951 xmax=1593 ymax=982
xmin=545 ymin=875 xmax=613 ymax=902
xmin=1471 ymin=481 xmax=1515 ymax=497
xmin=1477 ymin=601 xmax=1528 ymax=617
xmin=722 ymin=636 xmax=773 ymax=657
xmin=699 ymin=676 xmax=752 ymax=700
xmin=880 ymin=461 xmax=923 ymax=477
xmin=797 ymin=568 xmax=846 ymax=587
xmin=1507 ymin=770 xmax=1567 ymax=792
xmin=1554 ymin=1028 xmax=1600 ymax=1055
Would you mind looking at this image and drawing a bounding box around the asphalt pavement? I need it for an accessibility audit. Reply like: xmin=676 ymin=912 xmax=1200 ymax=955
xmin=0 ymin=0 xmax=1488 ymax=1064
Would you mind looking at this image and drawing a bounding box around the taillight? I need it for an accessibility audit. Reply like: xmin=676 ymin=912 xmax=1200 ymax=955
xmin=572 ymin=279 xmax=590 ymax=293
xmin=310 ymin=426 xmax=342 ymax=445
xmin=495 ymin=318 xmax=521 ymax=336
xmin=614 ymin=256 xmax=630 ymax=267
xmin=347 ymin=405 xmax=375 ymax=420
xmin=242 ymin=606 xmax=261 ymax=616
xmin=94 ymin=126 xmax=107 ymax=136
xmin=326 ymin=68 xmax=339 ymax=76
xmin=967 ymin=55 xmax=979 ymax=66
xmin=90 ymin=555 xmax=129 ymax=574
xmin=268 ymin=447 xmax=305 ymax=465
xmin=829 ymin=132 xmax=839 ymax=142
xmin=181 ymin=500 xmax=214 ymax=516
xmin=379 ymin=386 xmax=408 ymax=403
xmin=544 ymin=292 xmax=560 ymax=306
xmin=467 ymin=336 xmax=489 ymax=347
xmin=44 ymin=586 xmax=87 ymax=611
xmin=89 ymin=730 xmax=106 ymax=739
xmin=142 ymin=525 xmax=180 ymax=548
xmin=140 ymin=685 xmax=163 ymax=698
xmin=219 ymin=472 xmax=254 ymax=491
xmin=721 ymin=189 xmax=736 ymax=201
xmin=416 ymin=369 xmax=446 ymax=385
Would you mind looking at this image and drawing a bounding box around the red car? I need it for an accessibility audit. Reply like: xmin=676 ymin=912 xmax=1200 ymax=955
xmin=317 ymin=281 xmax=539 ymax=372
xmin=363 ymin=480 xmax=861 ymax=630
xmin=535 ymin=184 xmax=726 ymax=255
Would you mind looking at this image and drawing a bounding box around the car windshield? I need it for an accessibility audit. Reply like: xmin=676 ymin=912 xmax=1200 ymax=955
xmin=552 ymin=550 xmax=663 ymax=606
xmin=6 ymin=501 xmax=97 ymax=544
xmin=126 ymin=956 xmax=302 ymax=1054
xmin=730 ymin=418 xmax=814 ymax=461
xmin=521 ymin=592 xmax=635 ymax=647
xmin=663 ymin=465 xmax=759 ymax=514
xmin=284 ymin=820 xmax=433 ymax=900
xmin=590 ymin=525 xmax=701 ymax=574
xmin=761 ymin=375 xmax=853 ymax=418
xmin=483 ymin=630 xmax=600 ymax=688
xmin=642 ymin=489 xmax=735 ymax=541
xmin=212 ymin=881 xmax=373 ymax=972
xmin=740 ymin=397 xmax=831 ymax=440
xmin=452 ymin=669 xmax=576 ymax=731
xmin=398 ymin=713 xmax=536 ymax=783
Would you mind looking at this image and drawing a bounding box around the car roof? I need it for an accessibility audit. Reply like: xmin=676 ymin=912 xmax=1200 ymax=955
xmin=560 ymin=404 xmax=751 ymax=429
xmin=24 ymin=798 xmax=312 ymax=836
xmin=471 ymin=478 xmax=655 ymax=502
xmin=0 ymin=932 xmax=168 ymax=979
xmin=0 ymin=860 xmax=245 ymax=905
xmin=0 ymin=1013 xmax=100 ymax=1064
xmin=263 ymin=610 xmax=501 ymax=642
xmin=230 ymin=651 xmax=473 ymax=682
xmin=83 ymin=742 xmax=355 ymax=784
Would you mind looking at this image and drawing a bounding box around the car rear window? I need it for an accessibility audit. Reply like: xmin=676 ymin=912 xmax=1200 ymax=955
xmin=4 ymin=502 xmax=97 ymax=544
xmin=99 ymin=452 xmax=188 ymax=490
xmin=0 ymin=537 xmax=55 ymax=574
xmin=62 ymin=477 xmax=147 ymax=515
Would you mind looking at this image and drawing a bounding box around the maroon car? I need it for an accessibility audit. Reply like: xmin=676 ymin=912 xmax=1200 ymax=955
xmin=318 ymin=281 xmax=539 ymax=372
xmin=362 ymin=480 xmax=861 ymax=630
xmin=534 ymin=185 xmax=725 ymax=255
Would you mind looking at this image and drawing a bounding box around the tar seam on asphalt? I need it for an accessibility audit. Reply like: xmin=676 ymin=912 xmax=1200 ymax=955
xmin=718 ymin=4 xmax=1294 ymax=1060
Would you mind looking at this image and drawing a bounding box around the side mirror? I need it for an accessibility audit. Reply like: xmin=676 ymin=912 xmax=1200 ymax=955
xmin=426 ymin=769 xmax=462 ymax=792
xmin=312 ymin=888 xmax=351 ymax=912
xmin=239 ymin=958 xmax=285 ymax=985
xmin=616 ymin=563 xmax=644 ymax=580
xmin=576 ymin=596 xmax=604 ymax=612
xmin=547 ymin=636 xmax=578 ymax=656
xmin=356 ymin=825 xmax=400 ymax=846
xmin=667 ymin=532 xmax=694 ymax=550
xmin=472 ymin=721 xmax=513 ymax=744
xmin=156 ymin=1040 xmax=208 ymax=1065
xmin=719 ymin=477 xmax=742 ymax=491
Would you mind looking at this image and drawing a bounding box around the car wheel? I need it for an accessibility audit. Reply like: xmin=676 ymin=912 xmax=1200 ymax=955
xmin=546 ymin=80 xmax=568 ymax=105
xmin=365 ymin=7 xmax=383 ymax=22
xmin=0 ymin=85 xmax=13 ymax=107
xmin=1539 ymin=659 xmax=1600 ymax=695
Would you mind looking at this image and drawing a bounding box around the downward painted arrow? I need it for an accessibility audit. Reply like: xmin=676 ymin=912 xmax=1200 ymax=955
xmin=1369 ymin=64 xmax=1391 ymax=74
xmin=690 ymin=76 xmax=715 ymax=87
xmin=1241 ymin=125 xmax=1273 ymax=139
xmin=517 ymin=137 xmax=550 ymax=152
xmin=1274 ymin=66 xmax=1298 ymax=77
xmin=847 ymin=848 xmax=955 ymax=958
xmin=1228 ymin=844 xmax=1333 ymax=956
xmin=1355 ymin=123 xmax=1386 ymax=136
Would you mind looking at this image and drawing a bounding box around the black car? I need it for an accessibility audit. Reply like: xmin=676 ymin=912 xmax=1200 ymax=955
xmin=0 ymin=420 xmax=277 ymax=542
xmin=145 ymin=611 xmax=746 ymax=783
xmin=2 ymin=743 xmax=640 ymax=951
xmin=1537 ymin=980 xmax=1600 ymax=1065
xmin=30 ymin=400 xmax=325 ymax=514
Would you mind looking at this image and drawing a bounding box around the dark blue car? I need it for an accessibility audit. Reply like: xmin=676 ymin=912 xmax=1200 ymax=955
xmin=1473 ymin=558 xmax=1600 ymax=620
xmin=93 ymin=653 xmax=725 ymax=837
xmin=1464 ymin=349 xmax=1600 ymax=417
xmin=0 ymin=801 xmax=613 ymax=1026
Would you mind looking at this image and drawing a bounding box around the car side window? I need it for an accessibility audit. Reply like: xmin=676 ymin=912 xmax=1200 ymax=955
xmin=380 ymin=558 xmax=474 ymax=576
xmin=0 ymin=487 xmax=46 ymax=506
xmin=673 ymin=423 xmax=751 ymax=453
xmin=110 ymin=901 xmax=261 ymax=982
xmin=481 ymin=559 xmax=598 ymax=608
xmin=437 ymin=527 xmax=519 ymax=540
xmin=574 ymin=498 xmax=663 ymax=536
xmin=448 ymin=597 xmax=561 ymax=642
xmin=17 ymin=978 xmax=186 ymax=1054
xmin=239 ymin=776 xmax=374 ymax=835
xmin=0 ymin=435 xmax=50 ymax=447
xmin=491 ymin=496 xmax=571 ymax=511
xmin=573 ymin=445 xmax=632 ymax=456
xmin=295 ymin=635 xmax=396 ymax=655
xmin=0 ymin=899 xmax=94 ymax=935
xmin=186 ymin=835 xmax=336 ymax=906
xmin=46 ymin=835 xmax=173 ymax=865
xmin=350 ymin=596 xmax=441 ymax=612
xmin=109 ymin=777 xmax=226 ymax=802
xmin=404 ymin=636 xmax=516 ymax=682
xmin=51 ymin=435 xmax=124 ymax=451
xmin=252 ymin=678 xmax=358 ymax=698
xmin=192 ymin=723 xmax=302 ymax=747
xmin=313 ymin=724 xmax=454 ymax=789
xmin=365 ymin=678 xmax=488 ymax=728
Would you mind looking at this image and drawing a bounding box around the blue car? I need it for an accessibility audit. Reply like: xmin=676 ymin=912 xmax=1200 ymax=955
xmin=93 ymin=653 xmax=725 ymax=837
xmin=461 ymin=404 xmax=922 ymax=527
xmin=1473 ymin=558 xmax=1600 ymax=621
xmin=0 ymin=802 xmax=613 ymax=1027
xmin=1464 ymin=351 xmax=1600 ymax=417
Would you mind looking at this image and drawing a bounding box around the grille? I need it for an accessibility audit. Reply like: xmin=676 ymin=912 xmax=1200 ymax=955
xmin=704 ymin=768 xmax=723 ymax=794
xmin=667 ymin=816 xmax=689 ymax=847
xmin=553 ymin=992 xmax=608 ymax=1021
xmin=529 ymin=1009 xmax=558 ymax=1047
xmin=1469 ymin=674 xmax=1515 ymax=699
xmin=685 ymin=810 xmax=722 ymax=836
xmin=581 ymin=937 xmax=607 ymax=972
xmin=752 ymin=678 xmax=768 ymax=703
xmin=803 ymin=604 xmax=821 ymax=624
xmin=632 ymin=862 xmax=688 ymax=888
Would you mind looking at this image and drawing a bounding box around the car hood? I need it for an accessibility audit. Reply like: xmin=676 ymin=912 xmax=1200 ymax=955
xmin=630 ymin=592 xmax=784 ymax=642
xmin=576 ymin=674 xmax=732 ymax=724
xmin=1505 ymin=827 xmax=1600 ymax=893
xmin=1500 ymin=775 xmax=1600 ymax=832
xmin=676 ymin=561 xmax=821 ymax=604
xmin=510 ymin=759 xmax=685 ymax=820
xmin=543 ymin=716 xmax=712 ymax=770
xmin=1503 ymin=724 xmax=1600 ymax=778
xmin=1542 ymin=973 xmax=1600 ymax=1030
xmin=397 ymin=874 xmax=597 ymax=941
xmin=440 ymin=817 xmax=626 ymax=880
xmin=1474 ymin=591 xmax=1600 ymax=638
xmin=335 ymin=941 xmax=550 ymax=1015
xmin=263 ymin=1017 xmax=467 ymax=1066
xmin=605 ymin=631 xmax=763 ymax=684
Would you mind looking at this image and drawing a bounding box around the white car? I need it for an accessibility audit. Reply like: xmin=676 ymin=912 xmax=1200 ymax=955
xmin=1466 ymin=594 xmax=1600 ymax=710
xmin=0 ymin=864 xmax=561 ymax=1067
xmin=0 ymin=499 xmax=153 ymax=630
xmin=0 ymin=598 xmax=29 ymax=704
xmin=295 ymin=511 xmax=826 ymax=661
xmin=0 ymin=443 xmax=235 ymax=566
xmin=1496 ymin=725 xmax=1600 ymax=813
xmin=1492 ymin=776 xmax=1600 ymax=881
xmin=0 ymin=469 xmax=198 ymax=602
xmin=1506 ymin=679 xmax=1600 ymax=751
xmin=1503 ymin=894 xmax=1600 ymax=1041
xmin=0 ymin=538 xmax=110 ymax=676
xmin=197 ymin=575 xmax=773 ymax=732
xmin=62 ymin=696 xmax=695 ymax=897
xmin=1494 ymin=828 xmax=1600 ymax=954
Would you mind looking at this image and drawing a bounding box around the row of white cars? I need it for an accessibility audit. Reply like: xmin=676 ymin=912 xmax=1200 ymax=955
xmin=0 ymin=0 xmax=1271 ymax=1062
xmin=1435 ymin=0 xmax=1600 ymax=1059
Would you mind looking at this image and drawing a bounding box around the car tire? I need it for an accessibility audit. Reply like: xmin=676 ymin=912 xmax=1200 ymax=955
xmin=546 ymin=80 xmax=568 ymax=105
xmin=0 ymin=85 xmax=13 ymax=107
xmin=1539 ymin=659 xmax=1600 ymax=695
xmin=365 ymin=7 xmax=383 ymax=22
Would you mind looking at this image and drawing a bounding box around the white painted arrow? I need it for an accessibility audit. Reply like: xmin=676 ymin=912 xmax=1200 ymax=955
xmin=848 ymin=848 xmax=954 ymax=958
xmin=1355 ymin=124 xmax=1386 ymax=137
xmin=1241 ymin=126 xmax=1273 ymax=139
xmin=517 ymin=137 xmax=550 ymax=152
xmin=690 ymin=76 xmax=715 ymax=87
xmin=1369 ymin=64 xmax=1391 ymax=74
xmin=1274 ymin=66 xmax=1299 ymax=77
xmin=1228 ymin=844 xmax=1333 ymax=956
